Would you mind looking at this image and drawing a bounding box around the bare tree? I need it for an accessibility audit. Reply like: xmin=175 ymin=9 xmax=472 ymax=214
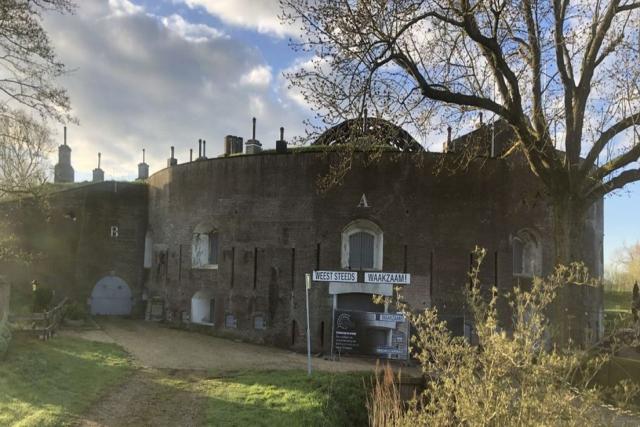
xmin=0 ymin=0 xmax=74 ymax=122
xmin=608 ymin=241 xmax=640 ymax=290
xmin=281 ymin=0 xmax=640 ymax=265
xmin=0 ymin=110 xmax=52 ymax=264
xmin=0 ymin=110 xmax=53 ymax=199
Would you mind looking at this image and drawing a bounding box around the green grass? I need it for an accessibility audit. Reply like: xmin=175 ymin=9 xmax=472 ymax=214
xmin=161 ymin=370 xmax=370 ymax=427
xmin=604 ymin=291 xmax=633 ymax=313
xmin=0 ymin=336 xmax=132 ymax=426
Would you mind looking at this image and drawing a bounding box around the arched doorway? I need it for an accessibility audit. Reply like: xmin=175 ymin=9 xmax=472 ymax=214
xmin=191 ymin=290 xmax=215 ymax=325
xmin=90 ymin=275 xmax=132 ymax=315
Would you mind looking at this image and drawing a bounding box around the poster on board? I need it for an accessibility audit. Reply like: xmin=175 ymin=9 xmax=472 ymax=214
xmin=333 ymin=310 xmax=409 ymax=360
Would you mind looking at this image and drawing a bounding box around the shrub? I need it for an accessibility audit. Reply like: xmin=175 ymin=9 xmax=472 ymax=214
xmin=65 ymin=300 xmax=87 ymax=321
xmin=369 ymin=248 xmax=638 ymax=426
xmin=32 ymin=286 xmax=53 ymax=312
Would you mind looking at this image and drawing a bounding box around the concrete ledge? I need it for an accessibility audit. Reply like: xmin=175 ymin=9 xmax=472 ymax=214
xmin=328 ymin=282 xmax=393 ymax=296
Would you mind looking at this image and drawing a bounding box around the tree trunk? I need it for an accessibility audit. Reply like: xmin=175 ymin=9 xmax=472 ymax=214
xmin=551 ymin=195 xmax=587 ymax=267
xmin=551 ymin=194 xmax=603 ymax=347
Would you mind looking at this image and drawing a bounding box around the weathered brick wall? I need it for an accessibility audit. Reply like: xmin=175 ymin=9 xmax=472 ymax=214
xmin=0 ymin=182 xmax=148 ymax=308
xmin=146 ymin=150 xmax=601 ymax=351
xmin=0 ymin=277 xmax=9 ymax=320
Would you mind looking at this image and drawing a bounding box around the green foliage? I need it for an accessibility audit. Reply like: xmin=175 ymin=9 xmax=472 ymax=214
xmin=32 ymin=286 xmax=54 ymax=313
xmin=64 ymin=300 xmax=87 ymax=321
xmin=0 ymin=336 xmax=132 ymax=426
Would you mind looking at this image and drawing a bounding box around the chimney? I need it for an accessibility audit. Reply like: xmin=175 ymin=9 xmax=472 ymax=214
xmin=234 ymin=136 xmax=243 ymax=154
xmin=443 ymin=126 xmax=453 ymax=153
xmin=198 ymin=139 xmax=202 ymax=158
xmin=54 ymin=125 xmax=74 ymax=183
xmin=363 ymin=108 xmax=368 ymax=132
xmin=190 ymin=149 xmax=193 ymax=162
xmin=167 ymin=146 xmax=177 ymax=167
xmin=479 ymin=112 xmax=483 ymax=126
xmin=93 ymin=152 xmax=104 ymax=182
xmin=224 ymin=135 xmax=233 ymax=155
xmin=202 ymin=140 xmax=207 ymax=159
xmin=137 ymin=148 xmax=149 ymax=180
xmin=276 ymin=126 xmax=287 ymax=154
xmin=225 ymin=135 xmax=244 ymax=155
xmin=245 ymin=117 xmax=263 ymax=154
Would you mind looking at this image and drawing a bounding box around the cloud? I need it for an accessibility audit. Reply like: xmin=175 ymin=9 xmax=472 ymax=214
xmin=179 ymin=0 xmax=293 ymax=36
xmin=43 ymin=0 xmax=307 ymax=180
xmin=161 ymin=14 xmax=225 ymax=42
xmin=240 ymin=65 xmax=272 ymax=87
xmin=108 ymin=0 xmax=144 ymax=17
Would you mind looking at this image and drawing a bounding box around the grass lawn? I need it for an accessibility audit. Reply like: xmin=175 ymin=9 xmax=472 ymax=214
xmin=0 ymin=335 xmax=370 ymax=426
xmin=160 ymin=370 xmax=370 ymax=426
xmin=0 ymin=336 xmax=132 ymax=427
xmin=605 ymin=291 xmax=633 ymax=313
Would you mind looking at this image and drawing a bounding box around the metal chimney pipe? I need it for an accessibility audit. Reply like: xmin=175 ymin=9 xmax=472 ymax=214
xmin=64 ymin=126 xmax=67 ymax=146
xmin=198 ymin=139 xmax=202 ymax=158
xmin=363 ymin=108 xmax=368 ymax=132
xmin=98 ymin=152 xmax=101 ymax=169
xmin=171 ymin=146 xmax=175 ymax=159
xmin=142 ymin=148 xmax=145 ymax=163
xmin=190 ymin=149 xmax=193 ymax=162
xmin=479 ymin=112 xmax=483 ymax=125
xmin=280 ymin=127 xmax=284 ymax=141
xmin=252 ymin=117 xmax=256 ymax=140
xmin=202 ymin=140 xmax=206 ymax=157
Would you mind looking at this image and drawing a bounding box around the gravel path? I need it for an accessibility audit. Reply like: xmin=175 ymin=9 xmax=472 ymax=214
xmin=63 ymin=318 xmax=383 ymax=373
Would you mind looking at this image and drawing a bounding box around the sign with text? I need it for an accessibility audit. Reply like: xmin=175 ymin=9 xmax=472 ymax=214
xmin=312 ymin=270 xmax=358 ymax=283
xmin=364 ymin=272 xmax=411 ymax=285
xmin=333 ymin=310 xmax=409 ymax=360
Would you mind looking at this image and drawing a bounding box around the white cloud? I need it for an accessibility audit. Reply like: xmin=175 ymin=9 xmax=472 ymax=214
xmin=161 ymin=14 xmax=225 ymax=42
xmin=108 ymin=0 xmax=144 ymax=17
xmin=180 ymin=0 xmax=293 ymax=36
xmin=240 ymin=65 xmax=273 ymax=87
xmin=43 ymin=0 xmax=307 ymax=180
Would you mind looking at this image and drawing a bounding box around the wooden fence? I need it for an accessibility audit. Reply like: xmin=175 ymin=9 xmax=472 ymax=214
xmin=9 ymin=298 xmax=68 ymax=340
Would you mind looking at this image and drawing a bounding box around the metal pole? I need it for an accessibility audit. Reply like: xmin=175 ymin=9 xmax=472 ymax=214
xmin=305 ymin=273 xmax=312 ymax=376
xmin=330 ymin=294 xmax=336 ymax=360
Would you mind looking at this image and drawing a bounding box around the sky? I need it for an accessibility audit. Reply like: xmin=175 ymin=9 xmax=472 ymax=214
xmin=39 ymin=0 xmax=638 ymax=267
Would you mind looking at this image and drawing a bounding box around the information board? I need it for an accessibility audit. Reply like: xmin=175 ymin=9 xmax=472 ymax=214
xmin=333 ymin=310 xmax=409 ymax=360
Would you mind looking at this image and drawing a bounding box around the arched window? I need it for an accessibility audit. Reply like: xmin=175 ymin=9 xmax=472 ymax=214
xmin=192 ymin=223 xmax=219 ymax=269
xmin=191 ymin=290 xmax=215 ymax=325
xmin=513 ymin=229 xmax=541 ymax=277
xmin=341 ymin=219 xmax=383 ymax=271
xmin=143 ymin=231 xmax=153 ymax=268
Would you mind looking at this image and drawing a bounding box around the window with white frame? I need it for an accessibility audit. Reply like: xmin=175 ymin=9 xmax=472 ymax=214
xmin=192 ymin=223 xmax=219 ymax=269
xmin=512 ymin=229 xmax=541 ymax=277
xmin=341 ymin=219 xmax=383 ymax=270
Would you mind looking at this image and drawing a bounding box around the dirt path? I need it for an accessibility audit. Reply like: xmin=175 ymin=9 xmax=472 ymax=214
xmin=76 ymin=369 xmax=207 ymax=427
xmin=64 ymin=318 xmax=384 ymax=372
xmin=65 ymin=319 xmax=391 ymax=426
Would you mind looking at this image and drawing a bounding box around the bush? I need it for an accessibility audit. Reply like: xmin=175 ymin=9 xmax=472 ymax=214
xmin=65 ymin=300 xmax=87 ymax=321
xmin=369 ymin=248 xmax=638 ymax=426
xmin=32 ymin=286 xmax=53 ymax=312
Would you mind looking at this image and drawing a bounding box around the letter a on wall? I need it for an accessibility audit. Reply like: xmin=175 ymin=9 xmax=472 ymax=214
xmin=358 ymin=193 xmax=370 ymax=208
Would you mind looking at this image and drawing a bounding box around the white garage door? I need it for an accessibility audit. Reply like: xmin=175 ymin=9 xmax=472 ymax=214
xmin=90 ymin=275 xmax=132 ymax=315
